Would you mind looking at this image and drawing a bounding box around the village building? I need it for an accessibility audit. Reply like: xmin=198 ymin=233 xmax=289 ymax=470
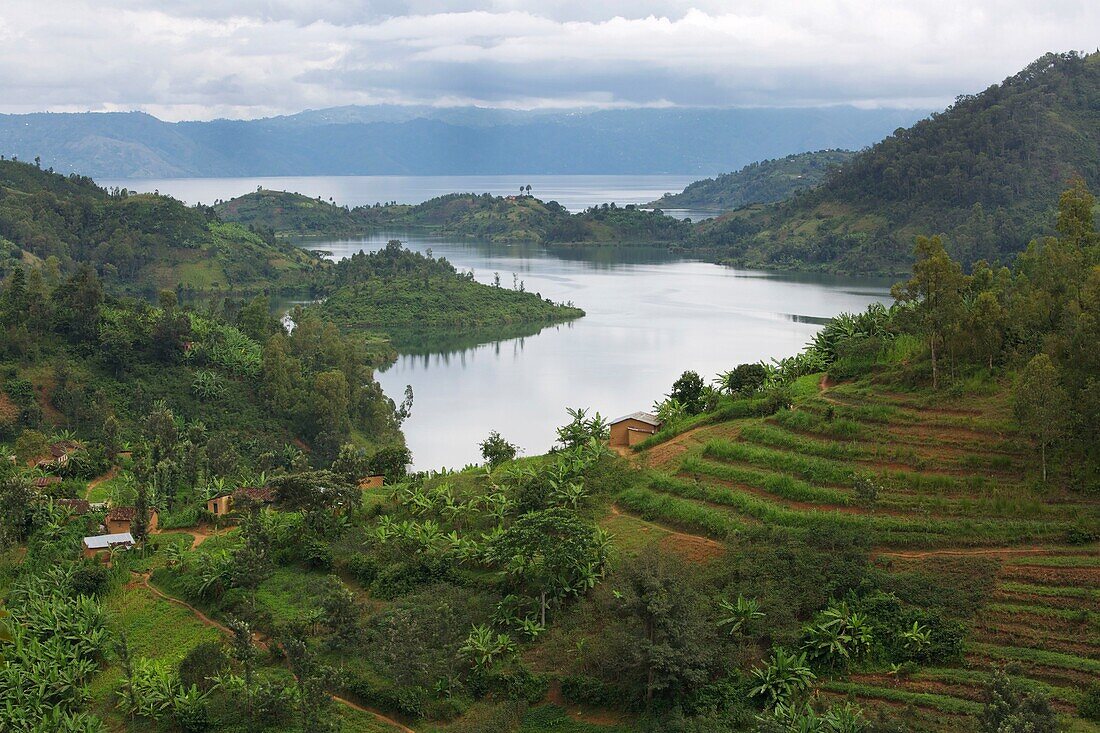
xmin=205 ymin=486 xmax=276 ymax=517
xmin=82 ymin=532 xmax=134 ymax=559
xmin=106 ymin=506 xmax=159 ymax=535
xmin=206 ymin=492 xmax=232 ymax=516
xmin=358 ymin=475 xmax=385 ymax=490
xmin=35 ymin=440 xmax=81 ymax=469
xmin=32 ymin=475 xmax=62 ymax=488
xmin=609 ymin=412 xmax=663 ymax=448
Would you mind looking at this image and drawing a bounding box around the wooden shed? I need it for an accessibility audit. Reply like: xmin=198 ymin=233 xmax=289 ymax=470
xmin=609 ymin=412 xmax=662 ymax=448
xmin=358 ymin=475 xmax=385 ymax=490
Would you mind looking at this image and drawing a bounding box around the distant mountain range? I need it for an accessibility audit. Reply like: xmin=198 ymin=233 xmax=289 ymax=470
xmin=0 ymin=106 xmax=928 ymax=179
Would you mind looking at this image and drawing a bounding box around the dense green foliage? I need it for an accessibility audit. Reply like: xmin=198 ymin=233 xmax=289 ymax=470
xmin=310 ymin=240 xmax=583 ymax=346
xmin=650 ymin=149 xmax=855 ymax=211
xmin=0 ymin=159 xmax=316 ymax=292
xmin=694 ymin=52 xmax=1100 ymax=274
xmin=218 ymin=191 xmax=691 ymax=244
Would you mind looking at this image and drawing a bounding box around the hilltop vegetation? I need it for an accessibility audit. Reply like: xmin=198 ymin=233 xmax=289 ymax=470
xmin=650 ymin=149 xmax=855 ymax=211
xmin=0 ymin=159 xmax=316 ymax=293
xmin=693 ymin=52 xmax=1100 ymax=274
xmin=310 ymin=240 xmax=584 ymax=349
xmin=217 ymin=191 xmax=692 ymax=244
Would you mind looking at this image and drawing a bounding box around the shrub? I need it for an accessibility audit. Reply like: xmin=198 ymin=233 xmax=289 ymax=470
xmin=341 ymin=553 xmax=379 ymax=586
xmin=1079 ymin=683 xmax=1100 ymax=722
xmin=177 ymin=640 xmax=230 ymax=693
xmin=561 ymin=674 xmax=635 ymax=709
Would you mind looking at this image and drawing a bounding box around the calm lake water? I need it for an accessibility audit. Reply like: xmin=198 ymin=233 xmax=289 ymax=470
xmin=309 ymin=232 xmax=893 ymax=470
xmin=99 ymin=174 xmax=712 ymax=219
xmin=108 ymin=173 xmax=891 ymax=469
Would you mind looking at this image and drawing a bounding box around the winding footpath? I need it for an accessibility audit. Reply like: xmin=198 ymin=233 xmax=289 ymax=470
xmin=130 ymin=571 xmax=416 ymax=733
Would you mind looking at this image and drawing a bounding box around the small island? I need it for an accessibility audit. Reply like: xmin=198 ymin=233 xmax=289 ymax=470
xmin=309 ymin=239 xmax=584 ymax=350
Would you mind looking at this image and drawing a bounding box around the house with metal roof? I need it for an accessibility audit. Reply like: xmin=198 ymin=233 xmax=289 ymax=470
xmin=82 ymin=532 xmax=134 ymax=559
xmin=609 ymin=412 xmax=662 ymax=448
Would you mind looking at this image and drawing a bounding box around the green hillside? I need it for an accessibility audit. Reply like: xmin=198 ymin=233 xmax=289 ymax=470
xmin=692 ymin=52 xmax=1100 ymax=274
xmin=3 ymin=184 xmax=1095 ymax=733
xmin=649 ymin=149 xmax=855 ymax=211
xmin=0 ymin=159 xmax=317 ymax=293
xmin=217 ymin=190 xmax=691 ymax=244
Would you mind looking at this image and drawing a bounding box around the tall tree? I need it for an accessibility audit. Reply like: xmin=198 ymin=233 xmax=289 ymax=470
xmin=1014 ymin=354 xmax=1069 ymax=482
xmin=891 ymin=235 xmax=967 ymax=389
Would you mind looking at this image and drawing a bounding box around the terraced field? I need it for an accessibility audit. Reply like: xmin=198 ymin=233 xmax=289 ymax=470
xmin=616 ymin=373 xmax=1100 ymax=731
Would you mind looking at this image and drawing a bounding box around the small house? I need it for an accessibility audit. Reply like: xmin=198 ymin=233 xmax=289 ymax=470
xmin=206 ymin=492 xmax=232 ymax=516
xmin=106 ymin=506 xmax=159 ymax=535
xmin=358 ymin=475 xmax=385 ymax=490
xmin=609 ymin=412 xmax=662 ymax=448
xmin=82 ymin=532 xmax=134 ymax=559
xmin=36 ymin=440 xmax=81 ymax=469
xmin=32 ymin=476 xmax=62 ymax=488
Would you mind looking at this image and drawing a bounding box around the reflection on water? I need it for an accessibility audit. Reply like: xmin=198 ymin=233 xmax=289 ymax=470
xmin=302 ymin=230 xmax=894 ymax=470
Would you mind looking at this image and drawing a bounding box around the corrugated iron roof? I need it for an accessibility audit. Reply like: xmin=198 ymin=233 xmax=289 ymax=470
xmin=83 ymin=532 xmax=134 ymax=549
xmin=610 ymin=411 xmax=662 ymax=427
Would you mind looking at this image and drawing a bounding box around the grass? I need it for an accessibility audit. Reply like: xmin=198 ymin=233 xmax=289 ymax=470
xmin=702 ymin=438 xmax=857 ymax=485
xmin=255 ymin=566 xmax=330 ymax=626
xmin=999 ymin=582 xmax=1100 ymax=601
xmin=519 ymin=704 xmax=634 ymax=732
xmin=87 ymin=583 xmax=223 ymax=721
xmin=1004 ymin=555 xmax=1100 ymax=568
xmin=615 ymin=487 xmax=742 ymax=540
xmin=821 ymin=681 xmax=983 ymax=715
xmin=680 ymin=455 xmax=853 ymax=505
xmin=966 ymin=642 xmax=1100 ymax=674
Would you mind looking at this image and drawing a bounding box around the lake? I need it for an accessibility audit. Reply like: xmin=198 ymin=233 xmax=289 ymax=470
xmin=99 ymin=173 xmax=715 ymax=220
xmin=309 ymin=231 xmax=894 ymax=470
xmin=108 ymin=174 xmax=893 ymax=469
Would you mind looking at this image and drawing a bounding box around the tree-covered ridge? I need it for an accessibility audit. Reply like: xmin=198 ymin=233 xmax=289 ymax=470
xmin=212 ymin=189 xmax=382 ymax=236
xmin=217 ymin=190 xmax=692 ymax=244
xmin=693 ymin=51 xmax=1100 ymax=274
xmin=0 ymin=159 xmax=318 ymax=292
xmin=0 ymin=266 xmax=405 ymax=469
xmin=649 ymin=149 xmax=855 ymax=211
xmin=311 ymin=240 xmax=584 ymax=347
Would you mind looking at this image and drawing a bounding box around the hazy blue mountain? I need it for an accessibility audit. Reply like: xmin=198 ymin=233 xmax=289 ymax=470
xmin=0 ymin=106 xmax=928 ymax=179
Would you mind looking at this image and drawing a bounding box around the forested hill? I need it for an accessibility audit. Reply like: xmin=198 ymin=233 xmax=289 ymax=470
xmin=692 ymin=51 xmax=1100 ymax=274
xmin=216 ymin=190 xmax=692 ymax=244
xmin=0 ymin=159 xmax=316 ymax=293
xmin=649 ymin=149 xmax=855 ymax=211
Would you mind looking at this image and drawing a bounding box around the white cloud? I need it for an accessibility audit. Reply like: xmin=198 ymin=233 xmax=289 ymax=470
xmin=0 ymin=1 xmax=1096 ymax=119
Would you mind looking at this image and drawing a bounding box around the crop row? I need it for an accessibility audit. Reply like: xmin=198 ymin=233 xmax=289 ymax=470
xmin=819 ymin=681 xmax=981 ymax=715
xmin=614 ymin=487 xmax=743 ymax=541
xmin=680 ymin=455 xmax=852 ymax=506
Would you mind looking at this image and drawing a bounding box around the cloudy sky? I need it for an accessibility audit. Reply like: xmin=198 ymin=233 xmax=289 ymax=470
xmin=1 ymin=1 xmax=1097 ymax=120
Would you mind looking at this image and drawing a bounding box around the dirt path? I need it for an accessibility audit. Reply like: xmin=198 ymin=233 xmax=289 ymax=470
xmin=132 ymin=572 xmax=415 ymax=732
xmin=332 ymin=694 xmax=418 ymax=733
xmin=85 ymin=466 xmax=119 ymax=500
